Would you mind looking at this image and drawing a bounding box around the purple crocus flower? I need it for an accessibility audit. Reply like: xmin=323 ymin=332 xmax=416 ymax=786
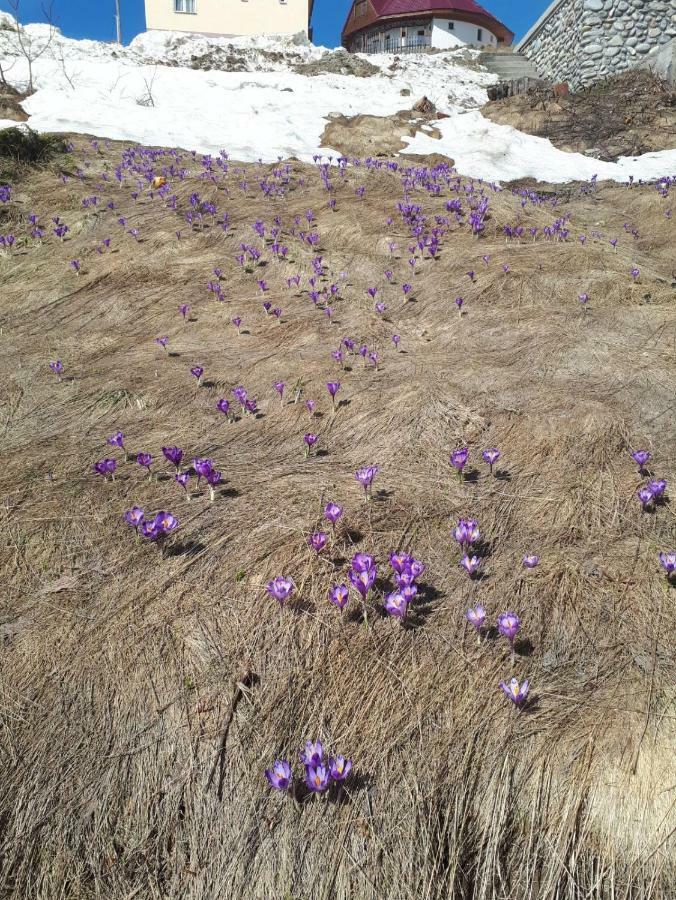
xmin=453 ymin=519 xmax=480 ymax=550
xmin=497 ymin=612 xmax=521 ymax=646
xmin=375 ymin=302 xmax=386 ymax=315
xmin=274 ymin=381 xmax=286 ymax=406
xmin=93 ymin=458 xmax=116 ymax=480
xmin=466 ymin=605 xmax=486 ymax=633
xmin=631 ymin=266 xmax=640 ymax=281
xmin=205 ymin=468 xmax=222 ymax=501
xmin=193 ymin=458 xmax=213 ymax=483
xmin=265 ymin=759 xmax=292 ymax=791
xmin=232 ymin=317 xmax=242 ymax=334
xmin=179 ymin=304 xmax=189 ymax=320
xmin=455 ymin=297 xmax=464 ymax=314
xmin=389 ymin=552 xmax=410 ymax=575
xmin=329 ymin=756 xmax=352 ymax=782
xmin=500 ymin=677 xmax=529 ymax=707
xmin=522 ymin=555 xmax=540 ymax=569
xmin=190 ymin=366 xmax=204 ymax=386
xmin=49 ymin=360 xmax=64 ymax=380
xmin=140 ymin=521 xmax=159 ymax=541
xmin=482 ymin=448 xmax=500 ymax=474
xmin=326 ymin=381 xmax=341 ymax=409
xmin=648 ymin=479 xmax=667 ymax=499
xmin=355 ymin=465 xmax=378 ymax=500
xmin=107 ymin=431 xmax=125 ymax=450
xmin=324 ymin=502 xmax=343 ymax=527
xmin=460 ymin=554 xmax=481 ymax=577
xmin=352 ymin=553 xmax=375 ymax=573
xmin=155 ymin=337 xmax=169 ymax=350
xmin=659 ymin=551 xmax=675 ymax=579
xmin=175 ymin=471 xmax=190 ymax=499
xmin=124 ymin=506 xmax=144 ymax=529
xmin=392 ymin=334 xmax=401 ymax=350
xmin=266 ymin=576 xmax=295 ymax=608
xmin=305 ymin=399 xmax=316 ymax=416
xmin=348 ymin=565 xmax=376 ymax=600
xmin=328 ymin=583 xmax=349 ymax=611
xmin=309 ymin=532 xmax=328 ymax=554
xmin=636 ymin=485 xmax=654 ymax=509
xmin=631 ymin=449 xmax=651 ymax=471
xmin=450 ymin=448 xmax=469 ymax=478
xmin=402 ymin=283 xmax=412 ymax=298
xmin=367 ymin=287 xmax=377 ymax=299
xmin=300 ymin=739 xmax=324 ymax=767
xmin=304 ymin=765 xmax=330 ymax=793
xmin=217 ymin=398 xmax=231 ymax=418
xmin=137 ymin=452 xmax=152 ymax=474
xmin=162 ymin=446 xmax=184 ymax=469
xmin=304 ymin=433 xmax=318 ymax=458
xmin=70 ymin=259 xmax=81 ymax=274
xmin=384 ymin=591 xmax=408 ymax=619
xmin=154 ymin=511 xmax=179 ymax=534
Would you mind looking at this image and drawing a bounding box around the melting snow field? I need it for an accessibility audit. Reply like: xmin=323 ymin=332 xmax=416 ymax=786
xmin=1 ymin=13 xmax=675 ymax=182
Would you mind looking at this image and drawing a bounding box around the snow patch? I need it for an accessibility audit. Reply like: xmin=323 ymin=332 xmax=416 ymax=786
xmin=0 ymin=21 xmax=674 ymax=183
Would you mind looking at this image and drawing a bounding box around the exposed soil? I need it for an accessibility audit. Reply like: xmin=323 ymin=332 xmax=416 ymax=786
xmin=0 ymin=136 xmax=675 ymax=899
xmin=322 ymin=108 xmax=444 ymax=159
xmin=0 ymin=83 xmax=28 ymax=122
xmin=294 ymin=47 xmax=380 ymax=78
xmin=482 ymin=71 xmax=676 ymax=161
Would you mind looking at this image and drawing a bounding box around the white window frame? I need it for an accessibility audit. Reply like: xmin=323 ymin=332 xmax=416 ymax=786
xmin=174 ymin=0 xmax=196 ymax=14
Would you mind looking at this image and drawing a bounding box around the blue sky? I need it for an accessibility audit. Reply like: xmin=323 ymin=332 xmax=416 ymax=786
xmin=0 ymin=1 xmax=550 ymax=47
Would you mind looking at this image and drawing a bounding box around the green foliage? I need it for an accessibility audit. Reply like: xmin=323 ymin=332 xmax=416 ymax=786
xmin=0 ymin=126 xmax=68 ymax=183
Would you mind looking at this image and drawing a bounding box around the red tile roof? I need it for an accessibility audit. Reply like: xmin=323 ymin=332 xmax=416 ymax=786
xmin=342 ymin=0 xmax=514 ymax=44
xmin=373 ymin=0 xmax=500 ymax=14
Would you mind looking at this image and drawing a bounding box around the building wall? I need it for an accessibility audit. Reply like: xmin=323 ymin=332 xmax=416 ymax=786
xmin=517 ymin=0 xmax=676 ymax=89
xmin=145 ymin=0 xmax=310 ymax=37
xmin=349 ymin=16 xmax=500 ymax=52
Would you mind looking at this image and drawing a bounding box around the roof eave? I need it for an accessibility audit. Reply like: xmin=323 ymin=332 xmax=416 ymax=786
xmin=342 ymin=8 xmax=514 ymax=44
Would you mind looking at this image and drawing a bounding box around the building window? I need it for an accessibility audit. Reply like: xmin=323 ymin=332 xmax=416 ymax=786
xmin=417 ymin=29 xmax=425 ymax=36
xmin=174 ymin=0 xmax=196 ymax=12
xmin=448 ymin=21 xmax=454 ymax=30
xmin=477 ymin=28 xmax=483 ymax=41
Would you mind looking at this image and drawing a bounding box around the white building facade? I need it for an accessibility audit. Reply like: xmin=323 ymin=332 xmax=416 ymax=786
xmin=144 ymin=0 xmax=313 ymax=38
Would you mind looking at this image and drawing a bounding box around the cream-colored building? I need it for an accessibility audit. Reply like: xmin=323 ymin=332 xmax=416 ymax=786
xmin=145 ymin=0 xmax=314 ymax=37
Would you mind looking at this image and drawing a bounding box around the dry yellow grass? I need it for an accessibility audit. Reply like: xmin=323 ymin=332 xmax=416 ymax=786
xmin=0 ymin=136 xmax=675 ymax=899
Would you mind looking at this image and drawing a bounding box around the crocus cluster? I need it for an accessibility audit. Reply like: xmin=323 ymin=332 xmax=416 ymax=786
xmin=384 ymin=552 xmax=425 ymax=620
xmin=124 ymin=507 xmax=179 ymax=542
xmin=452 ymin=518 xmax=482 ymax=578
xmin=265 ymin=739 xmax=353 ymax=795
xmin=466 ymin=606 xmax=528 ymax=706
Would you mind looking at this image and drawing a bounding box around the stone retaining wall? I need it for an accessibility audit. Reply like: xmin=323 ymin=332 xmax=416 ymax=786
xmin=517 ymin=0 xmax=676 ymax=89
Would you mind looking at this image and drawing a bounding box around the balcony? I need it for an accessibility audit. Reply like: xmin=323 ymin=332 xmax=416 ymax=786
xmin=360 ymin=37 xmax=431 ymax=55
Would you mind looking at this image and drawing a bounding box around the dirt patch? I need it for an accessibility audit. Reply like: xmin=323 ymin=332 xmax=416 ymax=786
xmin=482 ymin=70 xmax=676 ymax=161
xmin=294 ymin=47 xmax=380 ymax=78
xmin=0 ymin=83 xmax=28 ymax=122
xmin=322 ymin=109 xmax=444 ymax=159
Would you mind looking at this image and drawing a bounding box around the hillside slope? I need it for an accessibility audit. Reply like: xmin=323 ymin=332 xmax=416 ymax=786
xmin=0 ymin=133 xmax=675 ymax=898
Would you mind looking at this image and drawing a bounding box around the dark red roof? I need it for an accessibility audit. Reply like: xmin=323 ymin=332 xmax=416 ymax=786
xmin=372 ymin=0 xmax=501 ymax=14
xmin=342 ymin=0 xmax=514 ymax=44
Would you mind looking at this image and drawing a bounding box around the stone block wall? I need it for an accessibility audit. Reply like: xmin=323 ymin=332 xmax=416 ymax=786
xmin=517 ymin=0 xmax=676 ymax=89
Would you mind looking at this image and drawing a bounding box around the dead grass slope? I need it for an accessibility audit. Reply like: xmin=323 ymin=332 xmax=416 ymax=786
xmin=0 ymin=139 xmax=675 ymax=899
